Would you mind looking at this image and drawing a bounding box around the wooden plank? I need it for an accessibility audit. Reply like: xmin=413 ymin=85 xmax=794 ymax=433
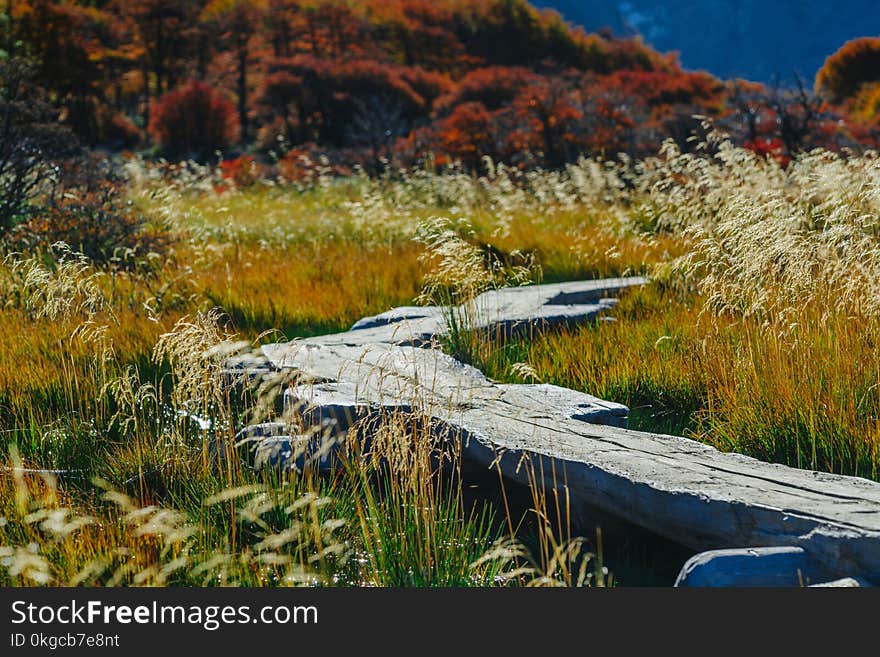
xmin=308 ymin=276 xmax=644 ymax=347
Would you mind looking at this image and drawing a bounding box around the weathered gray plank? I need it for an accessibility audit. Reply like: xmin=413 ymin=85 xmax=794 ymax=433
xmin=257 ymin=339 xmax=880 ymax=582
xmin=310 ymin=276 xmax=643 ymax=347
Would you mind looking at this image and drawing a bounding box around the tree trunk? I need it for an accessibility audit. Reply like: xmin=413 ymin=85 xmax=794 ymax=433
xmin=5 ymin=0 xmax=13 ymax=56
xmin=196 ymin=31 xmax=207 ymax=80
xmin=142 ymin=56 xmax=150 ymax=135
xmin=237 ymin=34 xmax=248 ymax=145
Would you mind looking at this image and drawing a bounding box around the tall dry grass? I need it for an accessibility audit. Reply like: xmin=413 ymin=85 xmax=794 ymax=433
xmin=477 ymin=131 xmax=880 ymax=479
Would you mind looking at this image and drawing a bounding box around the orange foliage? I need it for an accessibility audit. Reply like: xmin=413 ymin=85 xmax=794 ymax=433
xmin=606 ymin=70 xmax=724 ymax=113
xmin=815 ymin=37 xmax=880 ymax=103
xmin=434 ymin=102 xmax=495 ymax=168
xmin=436 ymin=67 xmax=538 ymax=112
xmin=853 ymin=82 xmax=880 ymax=125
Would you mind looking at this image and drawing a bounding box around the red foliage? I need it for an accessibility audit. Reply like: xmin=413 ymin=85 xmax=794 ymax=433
xmin=329 ymin=59 xmax=427 ymax=113
xmin=509 ymin=76 xmax=584 ymax=163
xmin=219 ymin=155 xmax=261 ymax=188
xmin=744 ymin=137 xmax=790 ymax=167
xmin=425 ymin=68 xmax=649 ymax=167
xmin=257 ymin=55 xmax=435 ymax=147
xmin=606 ymin=70 xmax=724 ymax=112
xmin=11 ymin=0 xmax=880 ymax=171
xmin=434 ymin=102 xmax=496 ymax=168
xmin=398 ymin=67 xmax=453 ymax=108
xmin=278 ymin=147 xmax=316 ymax=183
xmin=582 ymin=94 xmax=639 ymax=156
xmin=844 ymin=119 xmax=880 ymax=150
xmin=148 ymin=81 xmax=240 ymax=159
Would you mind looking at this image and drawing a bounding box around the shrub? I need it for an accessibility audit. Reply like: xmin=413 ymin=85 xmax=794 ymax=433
xmin=0 ymin=58 xmax=80 ymax=236
xmin=434 ymin=102 xmax=496 ymax=168
xmin=435 ymin=67 xmax=537 ymax=113
xmin=256 ymin=56 xmax=433 ymax=148
xmin=606 ymin=70 xmax=724 ymax=111
xmin=8 ymin=181 xmax=170 ymax=273
xmin=398 ymin=68 xmax=453 ymax=109
xmin=95 ymin=106 xmax=142 ymax=150
xmin=815 ymin=37 xmax=880 ymax=104
xmin=219 ymin=155 xmax=261 ymax=188
xmin=148 ymin=81 xmax=239 ymax=160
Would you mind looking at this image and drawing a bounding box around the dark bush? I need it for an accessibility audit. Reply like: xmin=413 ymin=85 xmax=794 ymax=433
xmin=8 ymin=162 xmax=171 ymax=273
xmin=0 ymin=58 xmax=80 ymax=236
xmin=95 ymin=105 xmax=142 ymax=151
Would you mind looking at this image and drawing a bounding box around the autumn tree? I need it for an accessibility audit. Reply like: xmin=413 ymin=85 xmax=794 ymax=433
xmin=12 ymin=1 xmax=104 ymax=136
xmin=435 ymin=66 xmax=538 ymax=113
xmin=148 ymin=80 xmax=238 ymax=159
xmin=256 ymin=58 xmax=305 ymax=148
xmin=7 ymin=3 xmax=139 ymax=145
xmin=439 ymin=0 xmax=666 ymax=73
xmin=201 ymin=0 xmax=267 ymax=143
xmin=365 ymin=0 xmax=464 ymax=71
xmin=606 ymin=70 xmax=724 ymax=113
xmin=265 ymin=0 xmax=298 ymax=57
xmin=816 ymin=37 xmax=880 ymax=104
xmin=511 ymin=75 xmax=588 ymax=166
xmin=6 ymin=0 xmax=878 ymax=170
xmin=256 ymin=56 xmax=431 ymax=147
xmin=114 ymin=0 xmax=206 ymax=131
xmin=300 ymin=0 xmax=369 ymax=58
xmin=434 ymin=101 xmax=496 ymax=169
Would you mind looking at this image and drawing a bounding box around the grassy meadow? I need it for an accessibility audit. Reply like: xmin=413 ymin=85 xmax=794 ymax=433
xmin=2 ymin=134 xmax=880 ymax=586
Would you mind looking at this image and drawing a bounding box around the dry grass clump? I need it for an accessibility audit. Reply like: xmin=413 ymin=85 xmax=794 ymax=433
xmin=0 ymin=446 xmax=352 ymax=586
xmin=482 ymin=287 xmax=880 ymax=478
xmin=638 ymin=131 xmax=880 ymax=321
xmin=477 ymin=134 xmax=880 ymax=477
xmin=3 ymin=244 xmax=107 ymax=322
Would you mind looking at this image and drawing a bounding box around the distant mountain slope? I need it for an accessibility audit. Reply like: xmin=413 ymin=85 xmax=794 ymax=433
xmin=539 ymin=1 xmax=880 ymax=83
